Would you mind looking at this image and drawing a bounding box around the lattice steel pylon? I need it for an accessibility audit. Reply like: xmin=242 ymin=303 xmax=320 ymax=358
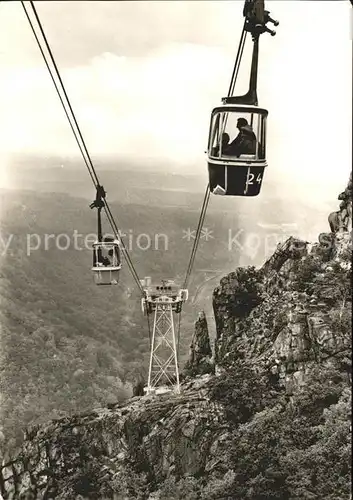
xmin=141 ymin=278 xmax=188 ymax=395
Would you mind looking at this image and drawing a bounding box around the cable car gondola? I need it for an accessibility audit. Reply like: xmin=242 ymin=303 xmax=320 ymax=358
xmin=90 ymin=185 xmax=122 ymax=285
xmin=207 ymin=0 xmax=278 ymax=197
xmin=208 ymin=103 xmax=268 ymax=196
xmin=92 ymin=237 xmax=121 ymax=286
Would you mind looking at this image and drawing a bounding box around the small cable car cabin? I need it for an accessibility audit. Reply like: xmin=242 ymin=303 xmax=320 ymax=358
xmin=206 ymin=0 xmax=278 ymax=197
xmin=92 ymin=237 xmax=121 ymax=286
xmin=207 ymin=103 xmax=268 ymax=196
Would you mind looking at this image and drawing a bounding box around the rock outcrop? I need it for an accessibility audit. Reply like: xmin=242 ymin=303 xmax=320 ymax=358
xmin=184 ymin=311 xmax=214 ymax=377
xmin=0 ymin=377 xmax=228 ymax=499
xmin=213 ymin=230 xmax=351 ymax=394
xmin=328 ymin=172 xmax=352 ymax=233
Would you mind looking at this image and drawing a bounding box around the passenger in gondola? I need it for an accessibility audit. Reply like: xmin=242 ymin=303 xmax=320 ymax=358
xmin=108 ymin=248 xmax=115 ymax=265
xmin=101 ymin=254 xmax=111 ymax=266
xmin=219 ymin=132 xmax=230 ymax=155
xmin=224 ymin=118 xmax=257 ymax=157
xmin=212 ymin=132 xmax=230 ymax=157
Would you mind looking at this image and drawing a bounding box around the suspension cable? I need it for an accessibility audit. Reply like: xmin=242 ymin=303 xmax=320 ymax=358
xmin=21 ymin=2 xmax=96 ymax=186
xmin=24 ymin=1 xmax=99 ymax=185
xmin=227 ymin=21 xmax=247 ymax=99
xmin=221 ymin=21 xmax=247 ymax=137
xmin=182 ymin=184 xmax=210 ymax=290
xmin=22 ymin=0 xmax=144 ymax=295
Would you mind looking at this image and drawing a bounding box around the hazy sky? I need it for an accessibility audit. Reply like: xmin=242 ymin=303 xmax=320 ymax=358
xmin=0 ymin=1 xmax=351 ymax=201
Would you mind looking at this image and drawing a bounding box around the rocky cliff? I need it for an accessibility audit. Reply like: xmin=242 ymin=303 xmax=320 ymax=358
xmin=0 ymin=175 xmax=351 ymax=500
